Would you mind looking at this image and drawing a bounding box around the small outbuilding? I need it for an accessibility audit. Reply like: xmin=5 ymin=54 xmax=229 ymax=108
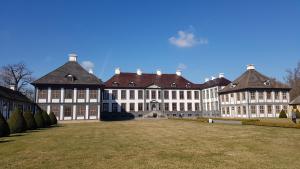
xmin=289 ymin=95 xmax=300 ymax=110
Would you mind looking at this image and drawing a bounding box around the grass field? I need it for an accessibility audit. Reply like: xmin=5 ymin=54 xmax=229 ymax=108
xmin=1 ymin=119 xmax=300 ymax=169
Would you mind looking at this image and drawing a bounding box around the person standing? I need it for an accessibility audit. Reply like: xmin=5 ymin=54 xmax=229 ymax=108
xmin=292 ymin=106 xmax=297 ymax=124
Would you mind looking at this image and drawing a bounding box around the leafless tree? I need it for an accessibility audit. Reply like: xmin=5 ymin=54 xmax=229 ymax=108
xmin=0 ymin=62 xmax=34 ymax=93
xmin=285 ymin=61 xmax=300 ymax=100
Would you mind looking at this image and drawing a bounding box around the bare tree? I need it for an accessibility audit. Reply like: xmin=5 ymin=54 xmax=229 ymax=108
xmin=285 ymin=61 xmax=300 ymax=100
xmin=0 ymin=62 xmax=34 ymax=93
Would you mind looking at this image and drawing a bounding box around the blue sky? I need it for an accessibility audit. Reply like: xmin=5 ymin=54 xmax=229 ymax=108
xmin=0 ymin=0 xmax=299 ymax=83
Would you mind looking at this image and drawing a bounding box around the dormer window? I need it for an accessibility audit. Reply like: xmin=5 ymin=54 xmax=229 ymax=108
xmin=264 ymin=80 xmax=271 ymax=86
xmin=112 ymin=81 xmax=119 ymax=87
xmin=65 ymin=74 xmax=76 ymax=82
xmin=171 ymin=82 xmax=176 ymax=87
xmin=129 ymin=81 xmax=136 ymax=87
xmin=186 ymin=83 xmax=191 ymax=88
xmin=230 ymin=83 xmax=237 ymax=88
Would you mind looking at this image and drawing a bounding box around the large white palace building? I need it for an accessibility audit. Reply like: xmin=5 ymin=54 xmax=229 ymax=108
xmin=31 ymin=54 xmax=291 ymax=120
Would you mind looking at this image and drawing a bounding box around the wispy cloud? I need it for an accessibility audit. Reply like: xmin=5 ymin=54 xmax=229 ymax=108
xmin=81 ymin=61 xmax=95 ymax=71
xmin=169 ymin=28 xmax=207 ymax=48
xmin=177 ymin=63 xmax=187 ymax=70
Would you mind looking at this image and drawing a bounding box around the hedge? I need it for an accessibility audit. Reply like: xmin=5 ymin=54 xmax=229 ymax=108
xmin=49 ymin=112 xmax=57 ymax=125
xmin=23 ymin=111 xmax=37 ymax=130
xmin=8 ymin=109 xmax=27 ymax=133
xmin=42 ymin=111 xmax=51 ymax=127
xmin=0 ymin=113 xmax=10 ymax=137
xmin=34 ymin=111 xmax=45 ymax=128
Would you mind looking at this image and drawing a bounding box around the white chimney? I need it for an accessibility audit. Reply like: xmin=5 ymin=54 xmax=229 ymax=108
xmin=137 ymin=69 xmax=142 ymax=75
xmin=68 ymin=53 xmax=77 ymax=62
xmin=247 ymin=64 xmax=255 ymax=70
xmin=176 ymin=70 xmax=182 ymax=76
xmin=219 ymin=73 xmax=225 ymax=78
xmin=156 ymin=70 xmax=162 ymax=76
xmin=205 ymin=78 xmax=209 ymax=82
xmin=88 ymin=69 xmax=93 ymax=74
xmin=115 ymin=68 xmax=121 ymax=74
xmin=211 ymin=76 xmax=216 ymax=80
xmin=9 ymin=84 xmax=15 ymax=91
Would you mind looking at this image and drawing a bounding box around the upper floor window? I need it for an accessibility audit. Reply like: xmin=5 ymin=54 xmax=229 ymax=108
xmin=38 ymin=89 xmax=48 ymax=99
xmin=112 ymin=81 xmax=119 ymax=87
xmin=138 ymin=90 xmax=143 ymax=99
xmin=77 ymin=89 xmax=86 ymax=99
xmin=171 ymin=82 xmax=176 ymax=87
xmin=179 ymin=91 xmax=184 ymax=100
xmin=242 ymin=92 xmax=246 ymax=100
xmin=237 ymin=92 xmax=240 ymax=101
xmin=158 ymin=91 xmax=161 ymax=99
xmin=282 ymin=92 xmax=287 ymax=100
xmin=102 ymin=103 xmax=109 ymax=112
xmin=194 ymin=91 xmax=199 ymax=100
xmin=250 ymin=92 xmax=256 ymax=100
xmin=274 ymin=92 xmax=279 ymax=100
xmin=90 ymin=90 xmax=98 ymax=99
xmin=130 ymin=90 xmax=135 ymax=100
xmin=151 ymin=90 xmax=156 ymax=100
xmin=112 ymin=90 xmax=118 ymax=100
xmin=258 ymin=92 xmax=264 ymax=100
xmin=172 ymin=91 xmax=177 ymax=99
xmin=51 ymin=89 xmax=60 ymax=99
xmin=164 ymin=91 xmax=169 ymax=100
xmin=146 ymin=90 xmax=149 ymax=99
xmin=185 ymin=83 xmax=191 ymax=88
xmin=121 ymin=90 xmax=126 ymax=100
xmin=64 ymin=89 xmax=73 ymax=99
xmin=267 ymin=92 xmax=271 ymax=100
xmin=102 ymin=90 xmax=109 ymax=100
xmin=187 ymin=91 xmax=191 ymax=99
xmin=129 ymin=82 xmax=136 ymax=87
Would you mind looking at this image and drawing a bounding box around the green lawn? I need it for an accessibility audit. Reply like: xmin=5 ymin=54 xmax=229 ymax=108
xmin=1 ymin=119 xmax=300 ymax=169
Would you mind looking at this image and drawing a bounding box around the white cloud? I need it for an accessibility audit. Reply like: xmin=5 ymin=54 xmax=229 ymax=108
xmin=81 ymin=61 xmax=94 ymax=71
xmin=169 ymin=29 xmax=207 ymax=48
xmin=177 ymin=63 xmax=187 ymax=70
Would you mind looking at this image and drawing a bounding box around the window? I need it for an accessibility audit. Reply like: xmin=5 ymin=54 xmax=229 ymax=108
xmin=226 ymin=95 xmax=229 ymax=102
xmin=146 ymin=103 xmax=149 ymax=111
xmin=164 ymin=103 xmax=169 ymax=111
xmin=194 ymin=91 xmax=199 ymax=99
xmin=89 ymin=90 xmax=98 ymax=99
xmin=195 ymin=103 xmax=200 ymax=111
xmin=259 ymin=92 xmax=264 ymax=100
xmin=172 ymin=103 xmax=177 ymax=111
xmin=138 ymin=90 xmax=143 ymax=99
xmin=242 ymin=106 xmax=246 ymax=114
xmin=180 ymin=91 xmax=184 ymax=99
xmin=283 ymin=105 xmax=287 ymax=112
xmin=222 ymin=107 xmax=226 ymax=114
xmin=151 ymin=90 xmax=156 ymax=100
xmin=226 ymin=107 xmax=230 ymax=114
xmin=230 ymin=93 xmax=234 ymax=98
xmin=231 ymin=106 xmax=235 ymax=112
xmin=259 ymin=105 xmax=265 ymax=114
xmin=146 ymin=90 xmax=149 ymax=99
xmin=237 ymin=107 xmax=241 ymax=114
xmin=89 ymin=105 xmax=97 ymax=116
xmin=267 ymin=92 xmax=271 ymax=100
xmin=129 ymin=82 xmax=135 ymax=87
xmin=202 ymin=91 xmax=206 ymax=99
xmin=275 ymin=92 xmax=279 ymax=100
xmin=112 ymin=103 xmax=118 ymax=112
xmin=282 ymin=92 xmax=287 ymax=100
xmin=64 ymin=106 xmax=72 ymax=117
xmin=103 ymin=90 xmax=109 ymax=100
xmin=211 ymin=89 xmax=214 ymax=98
xmin=130 ymin=90 xmax=135 ymax=100
xmin=164 ymin=91 xmax=169 ymax=99
xmin=158 ymin=91 xmax=161 ymax=99
xmin=121 ymin=103 xmax=126 ymax=112
xmin=180 ymin=103 xmax=184 ymax=111
xmin=138 ymin=103 xmax=143 ymax=111
xmin=51 ymin=89 xmax=60 ymax=99
xmin=187 ymin=103 xmax=192 ymax=111
xmin=251 ymin=106 xmax=256 ymax=114
xmin=130 ymin=103 xmax=135 ymax=111
xmin=275 ymin=105 xmax=280 ymax=113
xmin=112 ymin=90 xmax=118 ymax=100
xmin=242 ymin=92 xmax=246 ymax=100
xmin=121 ymin=90 xmax=126 ymax=100
xmin=102 ymin=103 xmax=109 ymax=112
xmin=267 ymin=105 xmax=272 ymax=114
xmin=77 ymin=89 xmax=85 ymax=99
xmin=187 ymin=91 xmax=191 ymax=99
xmin=171 ymin=83 xmax=176 ymax=87
xmin=250 ymin=92 xmax=256 ymax=100
xmin=237 ymin=92 xmax=240 ymax=101
xmin=206 ymin=90 xmax=209 ymax=99
xmin=65 ymin=89 xmax=73 ymax=99
xmin=51 ymin=105 xmax=60 ymax=118
xmin=38 ymin=89 xmax=48 ymax=99
xmin=77 ymin=105 xmax=85 ymax=116
xmin=172 ymin=91 xmax=177 ymax=99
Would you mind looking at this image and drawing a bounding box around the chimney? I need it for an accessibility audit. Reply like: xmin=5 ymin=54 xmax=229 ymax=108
xmin=211 ymin=76 xmax=216 ymax=80
xmin=247 ymin=64 xmax=255 ymax=70
xmin=115 ymin=68 xmax=121 ymax=74
xmin=156 ymin=70 xmax=162 ymax=76
xmin=88 ymin=69 xmax=93 ymax=74
xmin=68 ymin=53 xmax=77 ymax=62
xmin=137 ymin=69 xmax=142 ymax=75
xmin=9 ymin=84 xmax=15 ymax=91
xmin=176 ymin=70 xmax=182 ymax=76
xmin=219 ymin=73 xmax=225 ymax=78
xmin=205 ymin=78 xmax=209 ymax=82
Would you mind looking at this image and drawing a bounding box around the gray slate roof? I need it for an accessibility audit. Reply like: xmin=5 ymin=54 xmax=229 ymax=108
xmin=290 ymin=96 xmax=300 ymax=105
xmin=219 ymin=69 xmax=290 ymax=93
xmin=0 ymin=86 xmax=32 ymax=103
xmin=32 ymin=61 xmax=102 ymax=86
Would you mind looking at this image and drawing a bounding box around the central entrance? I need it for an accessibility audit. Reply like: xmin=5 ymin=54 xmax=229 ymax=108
xmin=148 ymin=100 xmax=161 ymax=118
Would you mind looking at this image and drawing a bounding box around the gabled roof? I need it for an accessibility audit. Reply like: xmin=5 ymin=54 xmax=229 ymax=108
xmin=202 ymin=77 xmax=231 ymax=89
xmin=32 ymin=61 xmax=102 ymax=86
xmin=104 ymin=72 xmax=201 ymax=89
xmin=219 ymin=69 xmax=290 ymax=93
xmin=290 ymin=96 xmax=300 ymax=105
xmin=0 ymin=86 xmax=32 ymax=103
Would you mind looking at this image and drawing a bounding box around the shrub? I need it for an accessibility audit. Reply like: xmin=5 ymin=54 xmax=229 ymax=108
xmin=23 ymin=111 xmax=37 ymax=130
xmin=0 ymin=113 xmax=10 ymax=137
xmin=49 ymin=112 xmax=57 ymax=125
xmin=295 ymin=109 xmax=300 ymax=119
xmin=279 ymin=110 xmax=287 ymax=118
xmin=8 ymin=109 xmax=27 ymax=133
xmin=34 ymin=111 xmax=45 ymax=128
xmin=42 ymin=111 xmax=51 ymax=127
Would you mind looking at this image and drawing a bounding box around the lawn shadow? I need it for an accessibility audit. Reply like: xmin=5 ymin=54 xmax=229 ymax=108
xmin=100 ymin=112 xmax=135 ymax=121
xmin=0 ymin=139 xmax=14 ymax=143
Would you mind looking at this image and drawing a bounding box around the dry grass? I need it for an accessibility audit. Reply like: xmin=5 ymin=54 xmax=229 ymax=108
xmin=1 ymin=119 xmax=300 ymax=169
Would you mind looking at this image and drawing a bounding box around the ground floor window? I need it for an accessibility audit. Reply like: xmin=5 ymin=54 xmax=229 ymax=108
xmin=103 ymin=103 xmax=109 ymax=112
xmin=237 ymin=107 xmax=241 ymax=114
xmin=180 ymin=103 xmax=184 ymax=111
xmin=89 ymin=105 xmax=97 ymax=116
xmin=121 ymin=103 xmax=126 ymax=112
xmin=51 ymin=105 xmax=60 ymax=118
xmin=195 ymin=103 xmax=200 ymax=111
xmin=164 ymin=103 xmax=169 ymax=111
xmin=251 ymin=106 xmax=256 ymax=114
xmin=138 ymin=103 xmax=143 ymax=111
xmin=275 ymin=105 xmax=281 ymax=113
xmin=172 ymin=103 xmax=177 ymax=111
xmin=64 ymin=106 xmax=72 ymax=117
xmin=267 ymin=105 xmax=272 ymax=114
xmin=242 ymin=106 xmax=246 ymax=114
xmin=77 ymin=105 xmax=85 ymax=116
xmin=260 ymin=105 xmax=265 ymax=114
xmin=112 ymin=103 xmax=118 ymax=112
xmin=187 ymin=103 xmax=192 ymax=111
xmin=130 ymin=103 xmax=135 ymax=111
